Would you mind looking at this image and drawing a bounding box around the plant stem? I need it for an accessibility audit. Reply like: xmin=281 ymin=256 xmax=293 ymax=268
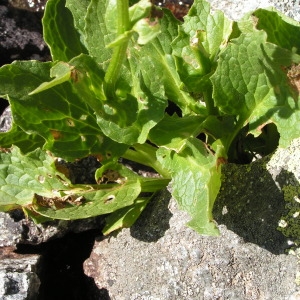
xmin=222 ymin=114 xmax=248 ymax=154
xmin=140 ymin=178 xmax=171 ymax=192
xmin=203 ymin=85 xmax=218 ymax=115
xmin=122 ymin=143 xmax=171 ymax=178
xmin=104 ymin=0 xmax=130 ymax=99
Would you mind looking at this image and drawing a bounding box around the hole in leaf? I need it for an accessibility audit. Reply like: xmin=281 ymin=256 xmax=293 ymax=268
xmin=79 ymin=114 xmax=88 ymax=120
xmin=165 ymin=100 xmax=182 ymax=117
xmin=38 ymin=175 xmax=45 ymax=183
xmin=104 ymin=195 xmax=115 ymax=204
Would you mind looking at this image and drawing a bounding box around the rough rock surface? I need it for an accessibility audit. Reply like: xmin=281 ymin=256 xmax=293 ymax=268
xmin=84 ymin=140 xmax=300 ymax=299
xmin=207 ymin=0 xmax=300 ymax=21
xmin=0 ymin=0 xmax=49 ymax=66
xmin=0 ymin=250 xmax=40 ymax=300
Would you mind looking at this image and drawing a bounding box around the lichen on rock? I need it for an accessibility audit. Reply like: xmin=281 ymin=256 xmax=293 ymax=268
xmin=278 ymin=184 xmax=300 ymax=246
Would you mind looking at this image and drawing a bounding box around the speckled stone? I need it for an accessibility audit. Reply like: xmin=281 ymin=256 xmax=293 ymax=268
xmin=84 ymin=189 xmax=299 ymax=299
xmin=207 ymin=0 xmax=300 ymax=21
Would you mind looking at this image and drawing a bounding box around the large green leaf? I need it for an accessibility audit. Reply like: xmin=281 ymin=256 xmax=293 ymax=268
xmin=0 ymin=60 xmax=127 ymax=161
xmin=95 ymin=51 xmax=167 ymax=144
xmin=157 ymin=138 xmax=222 ymax=235
xmin=130 ymin=9 xmax=206 ymax=115
xmin=43 ymin=0 xmax=87 ymax=61
xmin=211 ymin=27 xmax=300 ymax=147
xmin=181 ymin=0 xmax=233 ymax=60
xmin=31 ymin=160 xmax=142 ymax=221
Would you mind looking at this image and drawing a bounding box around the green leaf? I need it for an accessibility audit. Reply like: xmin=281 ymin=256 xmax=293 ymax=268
xmin=149 ymin=114 xmax=206 ymax=152
xmin=95 ymin=160 xmax=140 ymax=184
xmin=0 ymin=123 xmax=45 ymax=153
xmin=0 ymin=146 xmax=70 ymax=211
xmin=95 ymin=82 xmax=167 ymax=145
xmin=129 ymin=0 xmax=152 ymax=27
xmin=65 ymin=0 xmax=90 ymax=41
xmin=133 ymin=17 xmax=161 ymax=45
xmin=84 ymin=0 xmax=115 ymax=65
xmin=171 ymin=0 xmax=233 ymax=91
xmin=182 ymin=0 xmax=233 ymax=59
xmin=131 ymin=9 xmax=206 ymax=115
xmin=253 ymin=8 xmax=300 ymax=54
xmin=211 ymin=28 xmax=300 ymax=147
xmin=32 ymin=179 xmax=141 ymax=221
xmin=157 ymin=138 xmax=222 ymax=235
xmin=0 ymin=60 xmax=127 ymax=161
xmin=102 ymin=197 xmax=150 ymax=235
xmin=29 ymin=62 xmax=73 ymax=95
xmin=149 ymin=114 xmax=235 ymax=155
xmin=43 ymin=0 xmax=87 ymax=61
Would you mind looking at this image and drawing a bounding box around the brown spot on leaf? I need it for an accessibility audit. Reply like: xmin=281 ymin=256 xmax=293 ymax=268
xmin=70 ymin=67 xmax=82 ymax=83
xmin=0 ymin=147 xmax=11 ymax=153
xmin=216 ymin=157 xmax=227 ymax=170
xmin=50 ymin=130 xmax=62 ymax=140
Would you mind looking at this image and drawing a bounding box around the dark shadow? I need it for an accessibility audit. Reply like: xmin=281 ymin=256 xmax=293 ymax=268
xmin=16 ymin=229 xmax=110 ymax=300
xmin=213 ymin=155 xmax=295 ymax=255
xmin=130 ymin=189 xmax=173 ymax=242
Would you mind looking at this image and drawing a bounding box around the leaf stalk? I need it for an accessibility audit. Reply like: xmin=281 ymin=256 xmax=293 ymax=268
xmin=123 ymin=143 xmax=171 ymax=178
xmin=104 ymin=0 xmax=130 ymax=99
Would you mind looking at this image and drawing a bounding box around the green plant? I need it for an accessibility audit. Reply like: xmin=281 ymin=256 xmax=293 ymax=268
xmin=0 ymin=0 xmax=300 ymax=235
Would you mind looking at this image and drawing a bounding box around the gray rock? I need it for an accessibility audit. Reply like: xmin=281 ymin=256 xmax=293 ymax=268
xmin=0 ymin=250 xmax=40 ymax=300
xmin=207 ymin=0 xmax=300 ymax=21
xmin=0 ymin=107 xmax=12 ymax=133
xmin=84 ymin=140 xmax=300 ymax=299
xmin=0 ymin=210 xmax=104 ymax=246
xmin=0 ymin=212 xmax=23 ymax=248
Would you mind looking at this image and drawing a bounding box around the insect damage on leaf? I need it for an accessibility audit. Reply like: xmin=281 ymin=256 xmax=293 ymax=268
xmin=97 ymin=169 xmax=127 ymax=184
xmin=34 ymin=193 xmax=85 ymax=210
